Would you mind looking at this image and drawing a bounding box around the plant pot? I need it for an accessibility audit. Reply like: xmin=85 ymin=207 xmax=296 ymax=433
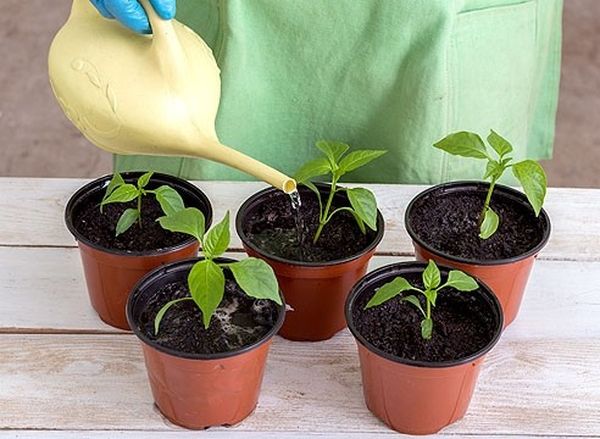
xmin=65 ymin=172 xmax=213 ymax=330
xmin=236 ymin=184 xmax=384 ymax=341
xmin=405 ymin=181 xmax=550 ymax=327
xmin=127 ymin=257 xmax=285 ymax=429
xmin=346 ymin=262 xmax=503 ymax=435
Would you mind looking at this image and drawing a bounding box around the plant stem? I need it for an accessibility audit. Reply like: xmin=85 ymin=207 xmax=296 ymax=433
xmin=479 ymin=179 xmax=497 ymax=225
xmin=313 ymin=178 xmax=338 ymax=244
xmin=137 ymin=193 xmax=142 ymax=227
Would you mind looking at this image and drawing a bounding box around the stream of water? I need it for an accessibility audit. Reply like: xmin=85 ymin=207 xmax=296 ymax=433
xmin=289 ymin=190 xmax=306 ymax=258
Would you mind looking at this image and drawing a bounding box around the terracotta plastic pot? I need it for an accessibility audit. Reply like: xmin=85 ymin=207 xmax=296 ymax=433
xmin=127 ymin=257 xmax=285 ymax=429
xmin=236 ymin=184 xmax=384 ymax=341
xmin=405 ymin=182 xmax=550 ymax=327
xmin=65 ymin=172 xmax=213 ymax=330
xmin=346 ymin=262 xmax=503 ymax=435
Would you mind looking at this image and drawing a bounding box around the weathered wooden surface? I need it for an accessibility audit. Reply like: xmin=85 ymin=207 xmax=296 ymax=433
xmin=2 ymin=178 xmax=600 ymax=261
xmin=0 ymin=178 xmax=598 ymax=438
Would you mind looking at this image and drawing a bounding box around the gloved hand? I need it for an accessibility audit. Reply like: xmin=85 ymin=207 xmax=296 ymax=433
xmin=90 ymin=0 xmax=176 ymax=34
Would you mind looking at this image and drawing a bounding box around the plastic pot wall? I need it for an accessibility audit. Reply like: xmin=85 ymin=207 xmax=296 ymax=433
xmin=127 ymin=257 xmax=285 ymax=429
xmin=236 ymin=184 xmax=384 ymax=341
xmin=346 ymin=262 xmax=503 ymax=435
xmin=65 ymin=172 xmax=213 ymax=330
xmin=405 ymin=182 xmax=550 ymax=327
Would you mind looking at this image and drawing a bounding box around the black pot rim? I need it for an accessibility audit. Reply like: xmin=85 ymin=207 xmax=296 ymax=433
xmin=126 ymin=256 xmax=286 ymax=360
xmin=405 ymin=181 xmax=551 ymax=266
xmin=345 ymin=261 xmax=504 ymax=368
xmin=235 ymin=183 xmax=385 ymax=267
xmin=64 ymin=172 xmax=213 ymax=257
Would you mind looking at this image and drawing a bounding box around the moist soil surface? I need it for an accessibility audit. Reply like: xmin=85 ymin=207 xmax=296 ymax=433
xmin=408 ymin=188 xmax=546 ymax=261
xmin=244 ymin=189 xmax=377 ymax=262
xmin=74 ymin=195 xmax=189 ymax=252
xmin=352 ymin=272 xmax=497 ymax=362
xmin=138 ymin=279 xmax=279 ymax=355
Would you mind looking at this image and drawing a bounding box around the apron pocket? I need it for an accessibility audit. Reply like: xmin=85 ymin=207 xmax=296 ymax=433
xmin=444 ymin=0 xmax=537 ymax=181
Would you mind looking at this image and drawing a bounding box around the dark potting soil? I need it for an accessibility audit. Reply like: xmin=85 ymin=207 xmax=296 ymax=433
xmin=138 ymin=279 xmax=279 ymax=355
xmin=244 ymin=189 xmax=376 ymax=262
xmin=408 ymin=189 xmax=546 ymax=261
xmin=74 ymin=195 xmax=189 ymax=252
xmin=352 ymin=272 xmax=497 ymax=362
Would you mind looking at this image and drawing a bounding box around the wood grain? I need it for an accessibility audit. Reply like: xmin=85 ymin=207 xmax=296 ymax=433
xmin=1 ymin=178 xmax=599 ymax=261
xmin=1 ymin=246 xmax=599 ymax=338
xmin=0 ymin=334 xmax=598 ymax=435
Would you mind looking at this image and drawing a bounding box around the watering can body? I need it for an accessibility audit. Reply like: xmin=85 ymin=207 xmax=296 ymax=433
xmin=49 ymin=0 xmax=295 ymax=193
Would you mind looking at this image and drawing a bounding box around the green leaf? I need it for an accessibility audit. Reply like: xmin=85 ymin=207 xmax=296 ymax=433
xmin=316 ymin=140 xmax=350 ymax=168
xmin=346 ymin=187 xmax=378 ymax=231
xmin=444 ymin=270 xmax=479 ymax=292
xmin=401 ymin=295 xmax=426 ymax=317
xmin=483 ymin=160 xmax=505 ymax=181
xmin=294 ymin=157 xmax=331 ymax=183
xmin=338 ymin=150 xmax=387 ymax=175
xmin=421 ymin=318 xmax=433 ymax=340
xmin=479 ymin=207 xmax=499 ymax=239
xmin=433 ymin=131 xmax=488 ymax=159
xmin=115 ymin=208 xmax=139 ymax=236
xmin=423 ymin=288 xmax=438 ymax=307
xmin=102 ymin=173 xmax=125 ymax=203
xmin=512 ymin=160 xmax=547 ymax=216
xmin=137 ymin=171 xmax=153 ymax=189
xmin=100 ymin=184 xmax=139 ymax=206
xmin=203 ymin=212 xmax=230 ymax=259
xmin=227 ymin=258 xmax=282 ymax=305
xmin=188 ymin=259 xmax=225 ymax=329
xmin=487 ymin=130 xmax=513 ymax=157
xmin=157 ymin=207 xmax=205 ymax=242
xmin=154 ymin=185 xmax=185 ymax=216
xmin=154 ymin=297 xmax=193 ymax=335
xmin=365 ymin=277 xmax=416 ymax=308
xmin=422 ymin=260 xmax=441 ymax=290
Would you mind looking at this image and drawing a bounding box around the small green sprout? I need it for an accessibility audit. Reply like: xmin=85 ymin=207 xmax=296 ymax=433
xmin=434 ymin=130 xmax=547 ymax=239
xmin=294 ymin=141 xmax=386 ymax=243
xmin=154 ymin=210 xmax=282 ymax=333
xmin=365 ymin=260 xmax=478 ymax=340
xmin=100 ymin=172 xmax=185 ymax=236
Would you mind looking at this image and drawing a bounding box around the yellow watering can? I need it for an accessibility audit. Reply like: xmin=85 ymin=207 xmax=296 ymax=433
xmin=48 ymin=0 xmax=296 ymax=194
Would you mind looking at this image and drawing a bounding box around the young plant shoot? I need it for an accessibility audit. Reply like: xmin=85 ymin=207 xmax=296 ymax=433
xmin=294 ymin=141 xmax=386 ymax=243
xmin=100 ymin=172 xmax=185 ymax=236
xmin=154 ymin=209 xmax=282 ymax=333
xmin=433 ymin=130 xmax=547 ymax=239
xmin=365 ymin=260 xmax=478 ymax=340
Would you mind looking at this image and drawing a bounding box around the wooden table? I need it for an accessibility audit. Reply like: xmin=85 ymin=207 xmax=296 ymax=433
xmin=1 ymin=178 xmax=599 ymax=438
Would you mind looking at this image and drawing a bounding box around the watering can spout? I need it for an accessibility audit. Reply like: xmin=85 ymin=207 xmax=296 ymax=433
xmin=48 ymin=0 xmax=296 ymax=194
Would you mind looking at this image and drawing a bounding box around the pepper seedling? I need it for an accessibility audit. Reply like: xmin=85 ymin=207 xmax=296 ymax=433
xmin=433 ymin=130 xmax=547 ymax=239
xmin=365 ymin=260 xmax=478 ymax=340
xmin=154 ymin=209 xmax=282 ymax=333
xmin=294 ymin=140 xmax=386 ymax=243
xmin=100 ymin=172 xmax=185 ymax=236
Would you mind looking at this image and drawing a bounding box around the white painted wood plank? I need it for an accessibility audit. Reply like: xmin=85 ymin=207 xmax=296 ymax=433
xmin=1 ymin=178 xmax=598 ymax=261
xmin=1 ymin=247 xmax=598 ymax=338
xmin=0 ymin=333 xmax=598 ymax=435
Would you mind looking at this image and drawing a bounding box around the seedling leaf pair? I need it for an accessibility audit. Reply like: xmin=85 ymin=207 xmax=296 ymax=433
xmin=100 ymin=172 xmax=185 ymax=236
xmin=434 ymin=130 xmax=547 ymax=239
xmin=365 ymin=260 xmax=478 ymax=339
xmin=154 ymin=211 xmax=281 ymax=333
xmin=294 ymin=141 xmax=386 ymax=243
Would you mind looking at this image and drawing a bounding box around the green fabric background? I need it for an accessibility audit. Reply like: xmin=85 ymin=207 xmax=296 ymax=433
xmin=116 ymin=0 xmax=563 ymax=184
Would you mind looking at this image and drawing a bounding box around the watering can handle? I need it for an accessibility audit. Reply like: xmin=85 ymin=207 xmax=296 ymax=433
xmin=138 ymin=0 xmax=189 ymax=91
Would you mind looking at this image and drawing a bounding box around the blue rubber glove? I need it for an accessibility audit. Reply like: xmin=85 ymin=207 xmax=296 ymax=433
xmin=90 ymin=0 xmax=176 ymax=34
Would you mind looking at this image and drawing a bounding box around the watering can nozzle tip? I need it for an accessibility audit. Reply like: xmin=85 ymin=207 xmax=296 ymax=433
xmin=282 ymin=178 xmax=297 ymax=194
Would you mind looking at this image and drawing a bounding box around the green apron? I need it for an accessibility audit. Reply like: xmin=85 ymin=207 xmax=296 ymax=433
xmin=115 ymin=0 xmax=562 ymax=184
